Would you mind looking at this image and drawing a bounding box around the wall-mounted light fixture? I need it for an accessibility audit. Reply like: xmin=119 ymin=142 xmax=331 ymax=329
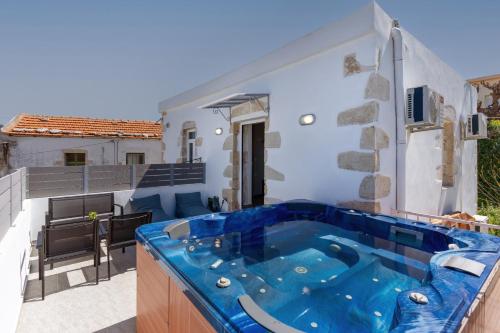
xmin=299 ymin=114 xmax=316 ymax=126
xmin=215 ymin=127 xmax=223 ymax=135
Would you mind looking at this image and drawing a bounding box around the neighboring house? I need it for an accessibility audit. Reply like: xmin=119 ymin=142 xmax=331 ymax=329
xmin=1 ymin=114 xmax=163 ymax=168
xmin=0 ymin=138 xmax=10 ymax=177
xmin=468 ymin=73 xmax=500 ymax=118
xmin=158 ymin=3 xmax=479 ymax=216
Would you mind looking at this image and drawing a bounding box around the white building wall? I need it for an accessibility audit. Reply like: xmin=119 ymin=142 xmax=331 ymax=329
xmin=160 ymin=4 xmax=477 ymax=216
xmin=401 ymin=30 xmax=477 ymax=215
xmin=8 ymin=137 xmax=163 ymax=168
xmin=163 ymin=32 xmax=398 ymax=212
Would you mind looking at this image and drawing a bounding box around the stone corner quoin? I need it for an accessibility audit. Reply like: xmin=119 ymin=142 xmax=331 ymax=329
xmin=337 ymin=101 xmax=379 ymax=127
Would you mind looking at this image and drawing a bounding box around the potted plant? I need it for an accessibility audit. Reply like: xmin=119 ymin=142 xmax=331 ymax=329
xmin=88 ymin=211 xmax=98 ymax=221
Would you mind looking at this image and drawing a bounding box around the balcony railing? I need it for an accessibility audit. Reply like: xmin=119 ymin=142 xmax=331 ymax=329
xmin=390 ymin=208 xmax=500 ymax=234
xmin=26 ymin=163 xmax=206 ymax=199
xmin=0 ymin=167 xmax=26 ymax=241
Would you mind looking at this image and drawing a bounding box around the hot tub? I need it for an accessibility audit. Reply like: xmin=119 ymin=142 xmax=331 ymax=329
xmin=135 ymin=201 xmax=500 ymax=333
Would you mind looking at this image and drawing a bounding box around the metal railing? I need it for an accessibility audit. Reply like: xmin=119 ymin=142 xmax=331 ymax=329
xmin=0 ymin=167 xmax=26 ymax=241
xmin=26 ymin=163 xmax=206 ymax=199
xmin=390 ymin=209 xmax=500 ymax=234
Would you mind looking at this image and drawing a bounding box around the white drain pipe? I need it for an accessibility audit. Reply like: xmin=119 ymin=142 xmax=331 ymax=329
xmin=391 ymin=21 xmax=407 ymax=210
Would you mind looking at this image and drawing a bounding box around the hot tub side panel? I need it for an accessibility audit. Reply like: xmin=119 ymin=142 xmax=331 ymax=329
xmin=136 ymin=242 xmax=216 ymax=333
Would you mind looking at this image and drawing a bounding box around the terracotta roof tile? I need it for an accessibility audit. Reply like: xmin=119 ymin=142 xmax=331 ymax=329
xmin=1 ymin=114 xmax=162 ymax=140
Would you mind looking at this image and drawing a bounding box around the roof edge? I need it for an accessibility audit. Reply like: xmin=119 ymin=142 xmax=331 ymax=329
xmin=1 ymin=113 xmax=25 ymax=133
xmin=3 ymin=132 xmax=163 ymax=140
xmin=159 ymin=2 xmax=387 ymax=113
xmin=2 ymin=113 xmax=163 ymax=140
xmin=468 ymin=73 xmax=500 ymax=83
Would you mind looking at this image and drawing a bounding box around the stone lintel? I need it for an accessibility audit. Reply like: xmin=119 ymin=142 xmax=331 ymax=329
xmin=182 ymin=121 xmax=196 ymax=130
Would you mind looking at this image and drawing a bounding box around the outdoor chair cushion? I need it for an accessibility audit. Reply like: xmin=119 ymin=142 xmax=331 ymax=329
xmin=129 ymin=194 xmax=173 ymax=222
xmin=175 ymin=192 xmax=211 ymax=218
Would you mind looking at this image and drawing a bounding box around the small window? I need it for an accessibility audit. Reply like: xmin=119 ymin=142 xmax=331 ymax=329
xmin=126 ymin=153 xmax=145 ymax=165
xmin=65 ymin=153 xmax=86 ymax=166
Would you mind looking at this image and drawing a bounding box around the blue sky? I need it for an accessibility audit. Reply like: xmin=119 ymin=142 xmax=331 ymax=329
xmin=1 ymin=0 xmax=499 ymax=125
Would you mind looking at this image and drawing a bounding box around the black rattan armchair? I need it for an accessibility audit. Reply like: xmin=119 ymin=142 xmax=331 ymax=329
xmin=40 ymin=219 xmax=100 ymax=300
xmin=105 ymin=212 xmax=152 ymax=279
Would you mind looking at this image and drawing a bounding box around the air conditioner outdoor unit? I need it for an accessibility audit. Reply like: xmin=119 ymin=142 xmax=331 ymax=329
xmin=464 ymin=113 xmax=488 ymax=140
xmin=406 ymin=86 xmax=443 ymax=128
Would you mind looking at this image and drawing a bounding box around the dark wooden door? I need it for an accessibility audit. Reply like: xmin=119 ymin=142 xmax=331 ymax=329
xmin=251 ymin=122 xmax=265 ymax=206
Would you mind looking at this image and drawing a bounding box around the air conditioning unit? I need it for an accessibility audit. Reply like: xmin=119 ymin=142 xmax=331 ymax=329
xmin=464 ymin=113 xmax=488 ymax=140
xmin=406 ymin=86 xmax=443 ymax=128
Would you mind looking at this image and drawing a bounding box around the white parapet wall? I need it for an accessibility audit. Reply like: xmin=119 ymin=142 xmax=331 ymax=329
xmin=0 ymin=205 xmax=31 ymax=333
xmin=27 ymin=183 xmax=208 ymax=239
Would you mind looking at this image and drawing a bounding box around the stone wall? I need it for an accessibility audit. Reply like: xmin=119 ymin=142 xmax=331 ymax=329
xmin=336 ymin=55 xmax=392 ymax=213
xmin=221 ymin=99 xmax=285 ymax=210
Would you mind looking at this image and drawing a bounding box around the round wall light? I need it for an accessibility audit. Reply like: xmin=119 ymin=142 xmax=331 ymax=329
xmin=299 ymin=114 xmax=316 ymax=126
xmin=215 ymin=127 xmax=223 ymax=135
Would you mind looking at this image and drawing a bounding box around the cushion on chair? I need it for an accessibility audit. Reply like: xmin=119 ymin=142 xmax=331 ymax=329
xmin=175 ymin=192 xmax=211 ymax=218
xmin=130 ymin=194 xmax=173 ymax=222
xmin=150 ymin=208 xmax=172 ymax=222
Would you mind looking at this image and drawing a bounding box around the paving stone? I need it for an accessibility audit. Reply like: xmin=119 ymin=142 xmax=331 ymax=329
xmin=17 ymin=247 xmax=137 ymax=333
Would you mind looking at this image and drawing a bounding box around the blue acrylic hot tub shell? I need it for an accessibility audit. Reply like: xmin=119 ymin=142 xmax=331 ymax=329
xmin=136 ymin=201 xmax=500 ymax=333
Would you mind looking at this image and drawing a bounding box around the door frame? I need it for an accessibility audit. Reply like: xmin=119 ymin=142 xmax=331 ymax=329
xmin=240 ymin=119 xmax=266 ymax=208
xmin=186 ymin=129 xmax=197 ymax=162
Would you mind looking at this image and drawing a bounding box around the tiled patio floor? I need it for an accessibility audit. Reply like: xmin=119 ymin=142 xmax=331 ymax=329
xmin=16 ymin=245 xmax=137 ymax=333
